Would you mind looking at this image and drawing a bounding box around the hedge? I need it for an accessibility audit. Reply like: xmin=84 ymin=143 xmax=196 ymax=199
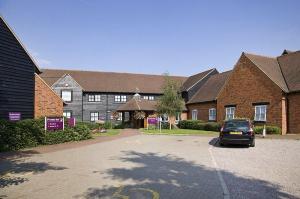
xmin=253 ymin=126 xmax=281 ymax=135
xmin=177 ymin=120 xmax=221 ymax=131
xmin=0 ymin=118 xmax=92 ymax=152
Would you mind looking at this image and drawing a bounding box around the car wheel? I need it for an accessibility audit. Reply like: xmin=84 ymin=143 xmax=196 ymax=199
xmin=250 ymin=140 xmax=255 ymax=147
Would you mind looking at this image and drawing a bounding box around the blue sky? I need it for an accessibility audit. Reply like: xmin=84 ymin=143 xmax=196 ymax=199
xmin=1 ymin=0 xmax=300 ymax=76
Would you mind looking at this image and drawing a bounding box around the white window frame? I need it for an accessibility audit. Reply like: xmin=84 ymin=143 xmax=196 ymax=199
xmin=95 ymin=95 xmax=101 ymax=102
xmin=114 ymin=95 xmax=121 ymax=102
xmin=254 ymin=105 xmax=267 ymax=121
xmin=63 ymin=111 xmax=72 ymax=119
xmin=88 ymin=95 xmax=95 ymax=102
xmin=61 ymin=90 xmax=72 ymax=102
xmin=192 ymin=110 xmax=198 ymax=120
xmin=209 ymin=108 xmax=216 ymax=121
xmin=149 ymin=96 xmax=154 ymax=100
xmin=117 ymin=112 xmax=122 ymax=121
xmin=143 ymin=96 xmax=149 ymax=100
xmin=121 ymin=95 xmax=127 ymax=102
xmin=90 ymin=112 xmax=99 ymax=122
xmin=225 ymin=107 xmax=235 ymax=120
xmin=175 ymin=112 xmax=181 ymax=124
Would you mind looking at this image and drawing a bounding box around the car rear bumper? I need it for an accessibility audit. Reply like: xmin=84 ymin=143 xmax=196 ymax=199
xmin=220 ymin=135 xmax=254 ymax=145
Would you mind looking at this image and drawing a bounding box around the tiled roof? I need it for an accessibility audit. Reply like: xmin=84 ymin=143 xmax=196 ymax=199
xmin=244 ymin=53 xmax=289 ymax=92
xmin=117 ymin=98 xmax=157 ymax=111
xmin=187 ymin=70 xmax=232 ymax=104
xmin=40 ymin=69 xmax=187 ymax=94
xmin=278 ymin=51 xmax=300 ymax=92
xmin=181 ymin=68 xmax=217 ymax=91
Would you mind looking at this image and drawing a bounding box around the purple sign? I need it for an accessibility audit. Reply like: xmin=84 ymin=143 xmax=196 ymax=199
xmin=148 ymin=117 xmax=158 ymax=124
xmin=9 ymin=112 xmax=21 ymax=121
xmin=68 ymin=117 xmax=76 ymax=127
xmin=46 ymin=117 xmax=64 ymax=131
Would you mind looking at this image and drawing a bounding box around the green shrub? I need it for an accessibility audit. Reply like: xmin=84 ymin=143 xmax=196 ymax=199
xmin=103 ymin=121 xmax=113 ymax=129
xmin=254 ymin=126 xmax=281 ymax=135
xmin=177 ymin=120 xmax=221 ymax=131
xmin=0 ymin=118 xmax=93 ymax=152
xmin=76 ymin=121 xmax=100 ymax=130
xmin=114 ymin=123 xmax=124 ymax=129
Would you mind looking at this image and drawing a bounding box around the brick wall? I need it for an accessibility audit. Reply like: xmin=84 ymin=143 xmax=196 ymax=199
xmin=187 ymin=101 xmax=217 ymax=122
xmin=217 ymin=54 xmax=284 ymax=129
xmin=34 ymin=74 xmax=63 ymax=118
xmin=287 ymin=92 xmax=300 ymax=134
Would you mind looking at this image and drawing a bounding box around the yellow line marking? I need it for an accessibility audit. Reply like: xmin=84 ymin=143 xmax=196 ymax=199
xmin=112 ymin=186 xmax=129 ymax=199
xmin=131 ymin=188 xmax=160 ymax=199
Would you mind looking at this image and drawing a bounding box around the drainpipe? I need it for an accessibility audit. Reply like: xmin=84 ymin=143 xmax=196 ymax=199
xmin=82 ymin=92 xmax=84 ymax=122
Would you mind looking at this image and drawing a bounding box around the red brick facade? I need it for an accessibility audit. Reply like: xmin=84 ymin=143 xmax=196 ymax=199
xmin=34 ymin=74 xmax=63 ymax=118
xmin=287 ymin=92 xmax=300 ymax=134
xmin=217 ymin=54 xmax=285 ymax=131
xmin=187 ymin=101 xmax=217 ymax=122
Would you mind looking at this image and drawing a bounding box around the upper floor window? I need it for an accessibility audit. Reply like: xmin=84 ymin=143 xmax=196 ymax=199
xmin=225 ymin=107 xmax=235 ymax=120
xmin=90 ymin=112 xmax=99 ymax=122
xmin=149 ymin=96 xmax=154 ymax=100
xmin=61 ymin=90 xmax=72 ymax=102
xmin=209 ymin=108 xmax=216 ymax=121
xmin=143 ymin=96 xmax=149 ymax=100
xmin=192 ymin=110 xmax=198 ymax=120
xmin=88 ymin=94 xmax=101 ymax=102
xmin=63 ymin=111 xmax=72 ymax=119
xmin=115 ymin=95 xmax=127 ymax=102
xmin=254 ymin=105 xmax=267 ymax=121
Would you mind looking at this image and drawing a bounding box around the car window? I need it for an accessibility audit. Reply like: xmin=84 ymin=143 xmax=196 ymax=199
xmin=224 ymin=121 xmax=250 ymax=131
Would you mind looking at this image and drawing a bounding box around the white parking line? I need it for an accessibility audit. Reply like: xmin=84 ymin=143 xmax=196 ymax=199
xmin=209 ymin=142 xmax=230 ymax=199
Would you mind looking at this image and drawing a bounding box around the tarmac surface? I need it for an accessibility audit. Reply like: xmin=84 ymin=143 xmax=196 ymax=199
xmin=1 ymin=130 xmax=300 ymax=199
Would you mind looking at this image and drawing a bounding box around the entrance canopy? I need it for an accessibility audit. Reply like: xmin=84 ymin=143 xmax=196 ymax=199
xmin=117 ymin=98 xmax=157 ymax=112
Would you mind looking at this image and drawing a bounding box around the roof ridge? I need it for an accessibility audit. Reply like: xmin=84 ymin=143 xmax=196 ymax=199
xmin=41 ymin=68 xmax=187 ymax=78
xmin=278 ymin=50 xmax=300 ymax=58
xmin=244 ymin=52 xmax=277 ymax=59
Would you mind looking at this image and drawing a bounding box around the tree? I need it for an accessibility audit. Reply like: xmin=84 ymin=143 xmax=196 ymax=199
xmin=156 ymin=74 xmax=185 ymax=130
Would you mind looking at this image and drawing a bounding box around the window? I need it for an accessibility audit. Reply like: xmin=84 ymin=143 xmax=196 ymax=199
xmin=161 ymin=114 xmax=169 ymax=122
xmin=63 ymin=111 xmax=72 ymax=119
xmin=192 ymin=110 xmax=198 ymax=120
xmin=115 ymin=95 xmax=126 ymax=102
xmin=90 ymin=112 xmax=99 ymax=122
xmin=225 ymin=107 xmax=235 ymax=120
xmin=88 ymin=94 xmax=101 ymax=102
xmin=175 ymin=112 xmax=181 ymax=124
xmin=209 ymin=108 xmax=216 ymax=121
xmin=61 ymin=90 xmax=72 ymax=102
xmin=143 ymin=96 xmax=149 ymax=100
xmin=121 ymin=95 xmax=127 ymax=102
xmin=254 ymin=105 xmax=267 ymax=121
xmin=149 ymin=96 xmax=154 ymax=100
xmin=117 ymin=112 xmax=122 ymax=121
xmin=115 ymin=95 xmax=121 ymax=102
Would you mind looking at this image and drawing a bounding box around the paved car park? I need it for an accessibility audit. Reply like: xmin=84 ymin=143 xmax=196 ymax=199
xmin=1 ymin=133 xmax=300 ymax=199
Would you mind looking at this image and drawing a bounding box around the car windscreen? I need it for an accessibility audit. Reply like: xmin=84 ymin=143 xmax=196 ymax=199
xmin=223 ymin=121 xmax=250 ymax=132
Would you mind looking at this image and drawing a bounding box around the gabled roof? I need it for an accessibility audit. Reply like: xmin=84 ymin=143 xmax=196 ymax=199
xmin=40 ymin=69 xmax=187 ymax=94
xmin=181 ymin=68 xmax=217 ymax=91
xmin=278 ymin=51 xmax=300 ymax=92
xmin=117 ymin=98 xmax=157 ymax=111
xmin=0 ymin=16 xmax=41 ymax=73
xmin=244 ymin=53 xmax=289 ymax=92
xmin=187 ymin=70 xmax=232 ymax=104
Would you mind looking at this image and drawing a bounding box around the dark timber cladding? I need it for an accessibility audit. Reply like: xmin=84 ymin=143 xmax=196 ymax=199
xmin=0 ymin=17 xmax=39 ymax=119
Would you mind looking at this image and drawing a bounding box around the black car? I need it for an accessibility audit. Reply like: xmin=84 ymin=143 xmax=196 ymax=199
xmin=219 ymin=119 xmax=255 ymax=147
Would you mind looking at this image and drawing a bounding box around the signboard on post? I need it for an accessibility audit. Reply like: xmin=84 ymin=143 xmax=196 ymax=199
xmin=45 ymin=117 xmax=64 ymax=131
xmin=8 ymin=112 xmax=21 ymax=121
xmin=148 ymin=117 xmax=157 ymax=125
xmin=68 ymin=117 xmax=76 ymax=127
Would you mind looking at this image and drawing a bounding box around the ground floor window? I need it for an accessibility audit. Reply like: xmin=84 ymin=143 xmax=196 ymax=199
xmin=254 ymin=105 xmax=267 ymax=121
xmin=117 ymin=112 xmax=122 ymax=121
xmin=63 ymin=111 xmax=72 ymax=118
xmin=90 ymin=112 xmax=99 ymax=122
xmin=175 ymin=112 xmax=181 ymax=124
xmin=209 ymin=108 xmax=216 ymax=121
xmin=225 ymin=107 xmax=235 ymax=120
xmin=192 ymin=110 xmax=198 ymax=120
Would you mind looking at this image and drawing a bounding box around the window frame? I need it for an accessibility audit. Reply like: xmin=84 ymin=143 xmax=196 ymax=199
xmin=121 ymin=95 xmax=127 ymax=102
xmin=61 ymin=90 xmax=72 ymax=102
xmin=192 ymin=109 xmax=198 ymax=120
xmin=254 ymin=105 xmax=267 ymax=122
xmin=143 ymin=96 xmax=149 ymax=100
xmin=114 ymin=95 xmax=121 ymax=102
xmin=225 ymin=107 xmax=235 ymax=120
xmin=149 ymin=96 xmax=154 ymax=100
xmin=90 ymin=112 xmax=99 ymax=122
xmin=209 ymin=108 xmax=216 ymax=121
xmin=63 ymin=110 xmax=72 ymax=119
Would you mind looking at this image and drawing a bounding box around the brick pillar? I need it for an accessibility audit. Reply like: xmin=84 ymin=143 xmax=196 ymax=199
xmin=281 ymin=97 xmax=287 ymax=135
